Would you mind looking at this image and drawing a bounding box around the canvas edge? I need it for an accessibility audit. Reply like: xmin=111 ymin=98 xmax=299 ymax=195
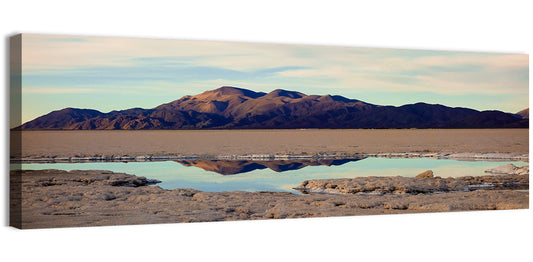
xmin=9 ymin=34 xmax=22 ymax=229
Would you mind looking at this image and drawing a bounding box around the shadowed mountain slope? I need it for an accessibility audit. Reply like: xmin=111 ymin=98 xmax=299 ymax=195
xmin=17 ymin=86 xmax=528 ymax=129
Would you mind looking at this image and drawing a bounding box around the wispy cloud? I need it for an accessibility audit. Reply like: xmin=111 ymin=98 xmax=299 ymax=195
xmin=19 ymin=34 xmax=529 ymax=123
xmin=44 ymin=36 xmax=88 ymax=42
xmin=275 ymin=53 xmax=528 ymax=95
xmin=22 ymin=87 xmax=98 ymax=94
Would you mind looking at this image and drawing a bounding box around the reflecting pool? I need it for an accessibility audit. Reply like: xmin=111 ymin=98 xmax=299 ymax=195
xmin=14 ymin=158 xmax=527 ymax=193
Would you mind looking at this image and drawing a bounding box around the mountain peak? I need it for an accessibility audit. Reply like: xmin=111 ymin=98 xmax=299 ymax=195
xmin=208 ymin=86 xmax=266 ymax=99
xmin=214 ymin=86 xmax=243 ymax=94
xmin=267 ymin=89 xmax=306 ymax=99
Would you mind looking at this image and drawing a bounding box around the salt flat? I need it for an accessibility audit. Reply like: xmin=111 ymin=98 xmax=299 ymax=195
xmin=10 ymin=169 xmax=529 ymax=229
xmin=9 ymin=129 xmax=530 ymax=229
xmin=10 ymin=129 xmax=529 ymax=159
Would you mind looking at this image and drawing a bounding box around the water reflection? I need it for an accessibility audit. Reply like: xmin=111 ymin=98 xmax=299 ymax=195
xmin=15 ymin=158 xmax=527 ymax=193
xmin=174 ymin=158 xmax=365 ymax=175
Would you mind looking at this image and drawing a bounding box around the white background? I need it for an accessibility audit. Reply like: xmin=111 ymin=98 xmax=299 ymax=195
xmin=1 ymin=1 xmax=531 ymax=261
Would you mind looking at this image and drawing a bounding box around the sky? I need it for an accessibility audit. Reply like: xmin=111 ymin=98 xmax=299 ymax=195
xmin=15 ymin=34 xmax=529 ymax=125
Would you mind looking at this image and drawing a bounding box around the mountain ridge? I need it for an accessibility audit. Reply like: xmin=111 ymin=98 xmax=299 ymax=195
xmin=16 ymin=86 xmax=529 ymax=130
xmin=516 ymin=108 xmax=529 ymax=119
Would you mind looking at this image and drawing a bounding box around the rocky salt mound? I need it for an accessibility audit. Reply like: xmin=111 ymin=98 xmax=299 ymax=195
xmin=15 ymin=169 xmax=162 ymax=187
xmin=294 ymin=175 xmax=469 ymax=195
xmin=10 ymin=168 xmax=529 ymax=229
xmin=484 ymin=164 xmax=529 ymax=175
xmin=295 ymin=165 xmax=529 ymax=195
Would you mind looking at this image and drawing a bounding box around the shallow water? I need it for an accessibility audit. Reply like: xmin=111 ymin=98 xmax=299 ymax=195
xmin=14 ymin=158 xmax=527 ymax=193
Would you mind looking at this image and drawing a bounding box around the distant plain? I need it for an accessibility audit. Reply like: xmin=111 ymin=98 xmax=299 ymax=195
xmin=11 ymin=128 xmax=529 ymax=159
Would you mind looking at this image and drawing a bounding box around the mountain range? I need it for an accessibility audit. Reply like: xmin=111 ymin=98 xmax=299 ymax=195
xmin=17 ymin=86 xmax=529 ymax=129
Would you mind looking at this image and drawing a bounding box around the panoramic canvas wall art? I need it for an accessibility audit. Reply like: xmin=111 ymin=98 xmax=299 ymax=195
xmin=9 ymin=34 xmax=529 ymax=229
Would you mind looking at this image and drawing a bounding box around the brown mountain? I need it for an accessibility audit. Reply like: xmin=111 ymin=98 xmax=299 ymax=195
xmin=175 ymin=158 xmax=364 ymax=175
xmin=16 ymin=86 xmax=529 ymax=129
xmin=516 ymin=108 xmax=529 ymax=119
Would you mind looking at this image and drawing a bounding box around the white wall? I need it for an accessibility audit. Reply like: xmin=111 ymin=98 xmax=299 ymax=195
xmin=1 ymin=1 xmax=531 ymax=262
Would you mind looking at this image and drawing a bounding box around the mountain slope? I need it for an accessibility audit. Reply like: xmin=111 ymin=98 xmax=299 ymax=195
xmin=20 ymin=108 xmax=105 ymax=129
xmin=516 ymin=108 xmax=529 ymax=119
xmin=16 ymin=86 xmax=528 ymax=130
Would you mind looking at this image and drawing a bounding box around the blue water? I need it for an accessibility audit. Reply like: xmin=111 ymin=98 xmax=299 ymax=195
xmin=13 ymin=158 xmax=527 ymax=193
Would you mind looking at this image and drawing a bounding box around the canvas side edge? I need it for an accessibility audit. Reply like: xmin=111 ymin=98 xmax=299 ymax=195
xmin=9 ymin=34 xmax=22 ymax=229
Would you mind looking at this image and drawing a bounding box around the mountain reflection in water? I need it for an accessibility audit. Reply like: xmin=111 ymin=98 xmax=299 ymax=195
xmin=174 ymin=158 xmax=365 ymax=175
xmin=16 ymin=158 xmax=527 ymax=193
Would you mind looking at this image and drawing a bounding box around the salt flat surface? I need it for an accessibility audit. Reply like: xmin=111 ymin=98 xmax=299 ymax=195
xmin=10 ymin=129 xmax=529 ymax=158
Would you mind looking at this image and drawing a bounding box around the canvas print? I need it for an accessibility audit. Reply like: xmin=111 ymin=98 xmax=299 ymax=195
xmin=9 ymin=34 xmax=529 ymax=229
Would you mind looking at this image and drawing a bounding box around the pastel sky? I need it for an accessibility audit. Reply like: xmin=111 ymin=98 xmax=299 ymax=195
xmin=16 ymin=34 xmax=529 ymax=125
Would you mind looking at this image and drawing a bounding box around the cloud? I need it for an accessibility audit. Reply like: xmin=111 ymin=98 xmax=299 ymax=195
xmin=21 ymin=87 xmax=98 ymax=94
xmin=19 ymin=34 xmax=528 ymax=115
xmin=274 ymin=52 xmax=528 ymax=95
xmin=21 ymin=34 xmax=313 ymax=71
xmin=45 ymin=36 xmax=88 ymax=42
